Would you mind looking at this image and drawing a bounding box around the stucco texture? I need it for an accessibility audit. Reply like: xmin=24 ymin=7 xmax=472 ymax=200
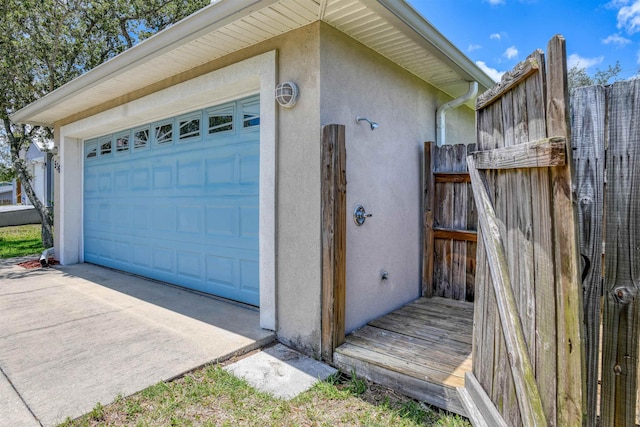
xmin=319 ymin=23 xmax=475 ymax=333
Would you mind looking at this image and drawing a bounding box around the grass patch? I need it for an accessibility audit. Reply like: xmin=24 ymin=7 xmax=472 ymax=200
xmin=58 ymin=363 xmax=471 ymax=427
xmin=0 ymin=224 xmax=44 ymax=258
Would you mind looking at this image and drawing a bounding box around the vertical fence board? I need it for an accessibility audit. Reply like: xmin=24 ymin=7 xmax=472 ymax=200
xmin=513 ymin=81 xmax=537 ymax=366
xmin=423 ymin=142 xmax=436 ymax=297
xmin=601 ymin=80 xmax=640 ymax=427
xmin=473 ymin=110 xmax=495 ymax=392
xmin=452 ymin=144 xmax=469 ymax=300
xmin=571 ymin=85 xmax=606 ymax=427
xmin=525 ymin=48 xmax=559 ymax=427
xmin=546 ymin=36 xmax=584 ymax=427
xmin=466 ymin=144 xmax=478 ymax=302
xmin=321 ymin=124 xmax=346 ymax=362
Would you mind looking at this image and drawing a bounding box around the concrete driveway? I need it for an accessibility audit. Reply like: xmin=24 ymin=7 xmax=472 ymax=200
xmin=0 ymin=258 xmax=274 ymax=427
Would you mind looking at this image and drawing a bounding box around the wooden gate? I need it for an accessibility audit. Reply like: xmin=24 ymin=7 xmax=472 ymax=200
xmin=458 ymin=35 xmax=584 ymax=426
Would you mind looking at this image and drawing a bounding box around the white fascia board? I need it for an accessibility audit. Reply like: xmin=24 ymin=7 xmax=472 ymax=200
xmin=373 ymin=0 xmax=495 ymax=92
xmin=10 ymin=0 xmax=279 ymax=125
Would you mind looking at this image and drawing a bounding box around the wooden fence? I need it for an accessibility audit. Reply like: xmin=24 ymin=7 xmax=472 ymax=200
xmin=572 ymin=79 xmax=640 ymax=427
xmin=423 ymin=142 xmax=477 ymax=302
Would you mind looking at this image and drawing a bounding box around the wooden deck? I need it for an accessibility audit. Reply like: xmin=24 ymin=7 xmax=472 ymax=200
xmin=333 ymin=297 xmax=473 ymax=416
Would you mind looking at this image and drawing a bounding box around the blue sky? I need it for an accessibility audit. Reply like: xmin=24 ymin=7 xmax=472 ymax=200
xmin=408 ymin=0 xmax=640 ymax=82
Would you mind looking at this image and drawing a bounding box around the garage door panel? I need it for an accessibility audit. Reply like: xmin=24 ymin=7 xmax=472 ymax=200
xmin=153 ymin=166 xmax=173 ymax=189
xmin=84 ymin=97 xmax=259 ymax=306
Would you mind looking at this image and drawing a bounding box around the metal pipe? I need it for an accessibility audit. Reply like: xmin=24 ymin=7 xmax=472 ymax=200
xmin=436 ymin=81 xmax=478 ymax=146
xmin=40 ymin=247 xmax=54 ymax=267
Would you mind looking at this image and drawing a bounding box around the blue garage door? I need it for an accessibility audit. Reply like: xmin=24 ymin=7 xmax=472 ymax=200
xmin=83 ymin=96 xmax=260 ymax=306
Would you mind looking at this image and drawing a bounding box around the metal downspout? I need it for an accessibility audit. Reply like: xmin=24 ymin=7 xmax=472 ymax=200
xmin=436 ymin=81 xmax=478 ymax=146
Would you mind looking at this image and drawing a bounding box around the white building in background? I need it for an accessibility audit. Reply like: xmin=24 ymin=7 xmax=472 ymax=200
xmin=19 ymin=141 xmax=54 ymax=206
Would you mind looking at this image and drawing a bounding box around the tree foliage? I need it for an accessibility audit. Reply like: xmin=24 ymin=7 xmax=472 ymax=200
xmin=568 ymin=61 xmax=623 ymax=90
xmin=0 ymin=0 xmax=209 ymax=248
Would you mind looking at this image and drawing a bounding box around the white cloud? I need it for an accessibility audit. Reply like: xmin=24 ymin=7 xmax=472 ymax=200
xmin=568 ymin=54 xmax=605 ymax=69
xmin=617 ymin=0 xmax=640 ymax=34
xmin=606 ymin=0 xmax=629 ymax=8
xmin=487 ymin=0 xmax=505 ymax=4
xmin=468 ymin=44 xmax=482 ymax=52
xmin=503 ymin=46 xmax=518 ymax=59
xmin=602 ymin=33 xmax=632 ymax=45
xmin=476 ymin=60 xmax=505 ymax=82
xmin=490 ymin=33 xmax=502 ymax=40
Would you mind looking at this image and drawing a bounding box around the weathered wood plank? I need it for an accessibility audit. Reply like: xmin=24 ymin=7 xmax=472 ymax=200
xmin=467 ymin=155 xmax=548 ymax=426
xmin=512 ymin=78 xmax=536 ymax=371
xmin=411 ymin=295 xmax=474 ymax=310
xmin=466 ymin=144 xmax=478 ymax=302
xmin=452 ymin=144 xmax=469 ymax=300
xmin=471 ymin=136 xmax=566 ymax=170
xmin=472 ymin=102 xmax=497 ymax=398
xmin=335 ymin=342 xmax=465 ymax=388
xmin=433 ymin=227 xmax=477 ymax=242
xmin=571 ymin=84 xmax=606 ymax=427
xmin=394 ymin=304 xmax=474 ymax=331
xmin=460 ymin=372 xmax=509 ymax=427
xmin=601 ymin=79 xmax=640 ymax=427
xmin=546 ymin=35 xmax=584 ymax=427
xmin=333 ymin=350 xmax=467 ymax=416
xmin=356 ymin=320 xmax=472 ymax=358
xmin=423 ymin=141 xmax=436 ymax=297
xmin=345 ymin=329 xmax=471 ymax=381
xmin=321 ymin=124 xmax=346 ymax=362
xmin=496 ymin=90 xmax=521 ymax=425
xmin=476 ymin=55 xmax=541 ymax=110
xmin=434 ymin=172 xmax=471 ymax=183
xmin=525 ymin=47 xmax=558 ymax=427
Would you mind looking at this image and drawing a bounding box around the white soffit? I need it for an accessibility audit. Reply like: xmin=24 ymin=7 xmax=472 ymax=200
xmin=11 ymin=0 xmax=492 ymax=126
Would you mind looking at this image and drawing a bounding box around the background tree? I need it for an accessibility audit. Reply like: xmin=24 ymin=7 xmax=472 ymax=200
xmin=568 ymin=61 xmax=622 ymax=90
xmin=0 ymin=0 xmax=209 ymax=249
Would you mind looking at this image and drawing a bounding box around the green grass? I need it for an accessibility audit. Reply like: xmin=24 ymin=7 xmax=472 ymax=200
xmin=58 ymin=364 xmax=471 ymax=427
xmin=0 ymin=224 xmax=44 ymax=258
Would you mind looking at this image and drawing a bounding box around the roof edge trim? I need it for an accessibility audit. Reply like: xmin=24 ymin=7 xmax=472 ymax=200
xmin=10 ymin=0 xmax=279 ymax=125
xmin=373 ymin=0 xmax=494 ymax=92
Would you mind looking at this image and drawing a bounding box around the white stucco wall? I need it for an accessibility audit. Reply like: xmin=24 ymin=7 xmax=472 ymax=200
xmin=319 ymin=23 xmax=475 ymax=333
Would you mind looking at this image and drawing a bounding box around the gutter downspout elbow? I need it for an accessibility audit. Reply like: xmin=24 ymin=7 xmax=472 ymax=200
xmin=436 ymin=81 xmax=478 ymax=146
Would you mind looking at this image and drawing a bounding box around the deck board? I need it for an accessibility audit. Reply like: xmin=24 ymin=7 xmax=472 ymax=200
xmin=334 ymin=297 xmax=473 ymax=416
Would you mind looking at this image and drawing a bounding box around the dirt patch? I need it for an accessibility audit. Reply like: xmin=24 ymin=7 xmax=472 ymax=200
xmin=17 ymin=257 xmax=59 ymax=269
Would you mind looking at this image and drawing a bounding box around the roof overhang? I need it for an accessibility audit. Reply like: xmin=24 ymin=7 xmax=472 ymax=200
xmin=11 ymin=0 xmax=493 ymax=126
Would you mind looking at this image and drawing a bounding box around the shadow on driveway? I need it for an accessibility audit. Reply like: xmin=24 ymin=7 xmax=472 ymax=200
xmin=0 ymin=260 xmax=274 ymax=427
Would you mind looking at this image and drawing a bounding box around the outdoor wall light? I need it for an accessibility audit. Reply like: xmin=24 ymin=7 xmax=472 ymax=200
xmin=356 ymin=116 xmax=379 ymax=130
xmin=274 ymin=82 xmax=299 ymax=108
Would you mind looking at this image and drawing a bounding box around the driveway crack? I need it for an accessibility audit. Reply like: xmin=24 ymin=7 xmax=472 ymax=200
xmin=0 ymin=307 xmax=134 ymax=340
xmin=0 ymin=365 xmax=43 ymax=427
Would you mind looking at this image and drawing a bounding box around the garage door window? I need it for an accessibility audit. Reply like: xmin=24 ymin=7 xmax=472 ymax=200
xmin=242 ymin=98 xmax=260 ymax=130
xmin=85 ymin=142 xmax=98 ymax=159
xmin=207 ymin=105 xmax=234 ymax=135
xmin=99 ymin=136 xmax=112 ymax=156
xmin=115 ymin=131 xmax=129 ymax=153
xmin=133 ymin=127 xmax=150 ymax=151
xmin=178 ymin=114 xmax=201 ymax=141
xmin=154 ymin=122 xmax=173 ymax=146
